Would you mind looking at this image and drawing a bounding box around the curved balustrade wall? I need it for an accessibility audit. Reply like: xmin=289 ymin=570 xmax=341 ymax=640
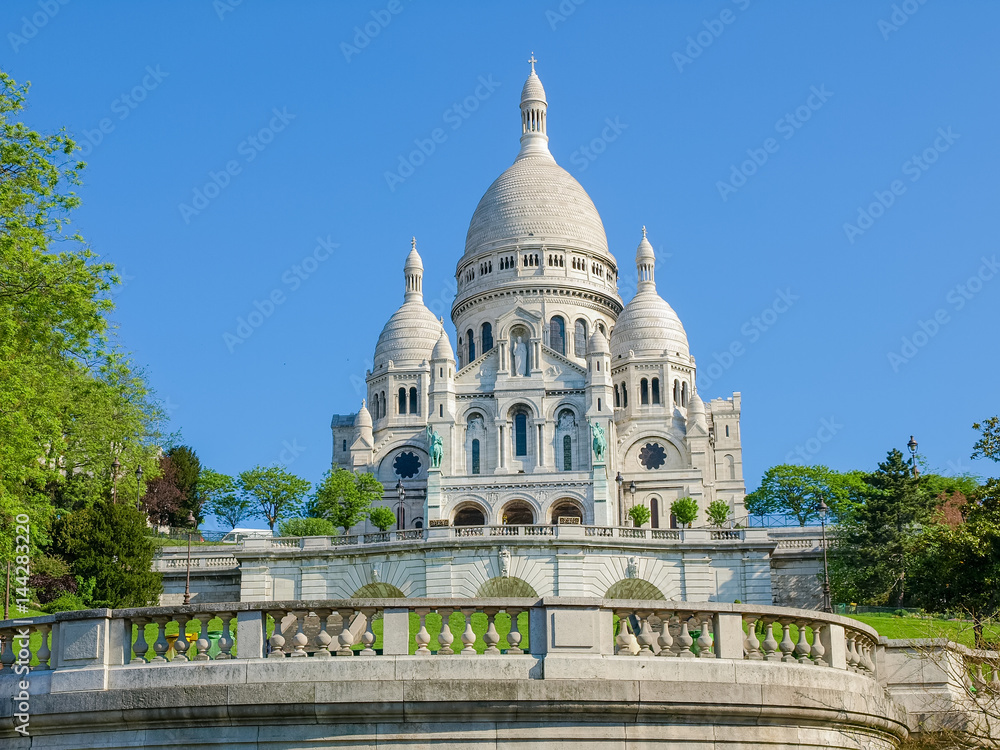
xmin=0 ymin=599 xmax=907 ymax=749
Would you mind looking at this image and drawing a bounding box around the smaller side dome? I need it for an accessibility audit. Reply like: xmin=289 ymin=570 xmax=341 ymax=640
xmin=588 ymin=328 xmax=610 ymax=355
xmin=354 ymin=400 xmax=372 ymax=428
xmin=431 ymin=324 xmax=454 ymax=361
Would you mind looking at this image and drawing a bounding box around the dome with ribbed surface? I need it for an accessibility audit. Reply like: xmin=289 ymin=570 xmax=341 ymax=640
xmin=520 ymin=71 xmax=546 ymax=104
xmin=374 ymin=242 xmax=441 ymax=370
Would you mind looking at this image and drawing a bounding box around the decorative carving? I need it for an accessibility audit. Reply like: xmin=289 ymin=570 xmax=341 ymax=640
xmin=639 ymin=442 xmax=666 ymax=470
xmin=591 ymin=421 xmax=607 ymax=462
xmin=426 ymin=426 xmax=443 ymax=469
xmin=513 ymin=336 xmax=528 ymax=376
xmin=370 ymin=564 xmax=381 ymax=583
xmin=626 ymin=556 xmax=639 ymax=579
xmin=499 ymin=547 xmax=511 ymax=578
xmin=428 ymin=519 xmax=449 ymax=527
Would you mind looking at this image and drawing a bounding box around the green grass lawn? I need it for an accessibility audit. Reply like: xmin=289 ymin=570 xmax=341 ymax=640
xmin=845 ymin=614 xmax=1000 ymax=648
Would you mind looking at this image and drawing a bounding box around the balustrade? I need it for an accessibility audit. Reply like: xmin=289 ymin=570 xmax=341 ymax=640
xmin=0 ymin=618 xmax=53 ymax=673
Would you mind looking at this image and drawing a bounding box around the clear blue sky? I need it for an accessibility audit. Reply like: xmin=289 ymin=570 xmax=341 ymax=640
xmin=4 ymin=1 xmax=997 ymax=527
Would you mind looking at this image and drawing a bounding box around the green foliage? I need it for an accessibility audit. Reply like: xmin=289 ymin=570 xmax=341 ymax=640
xmin=237 ymin=466 xmax=311 ymax=532
xmin=278 ymin=516 xmax=336 ymax=537
xmin=312 ymin=468 xmax=384 ymax=533
xmin=627 ymin=504 xmax=651 ymax=527
xmin=53 ymin=501 xmax=162 ymax=608
xmin=670 ymin=497 xmax=698 ymax=527
xmin=41 ymin=592 xmax=88 ymax=613
xmin=706 ymin=499 xmax=731 ymax=528
xmin=166 ymin=445 xmax=202 ymax=522
xmin=199 ymin=469 xmax=251 ymax=529
xmin=972 ymin=416 xmax=1000 ymax=463
xmin=746 ymin=464 xmax=864 ymax=526
xmin=368 ymin=506 xmax=396 ymax=532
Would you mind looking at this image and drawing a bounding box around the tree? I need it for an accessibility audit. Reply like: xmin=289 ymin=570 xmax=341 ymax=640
xmin=972 ymin=416 xmax=1000 ymax=463
xmin=671 ymin=497 xmax=698 ymax=528
xmin=706 ymin=499 xmax=731 ymax=528
xmin=200 ymin=469 xmax=251 ymax=529
xmin=833 ymin=449 xmax=934 ymax=607
xmin=627 ymin=504 xmax=651 ymax=528
xmin=312 ymin=468 xmax=384 ymax=533
xmin=279 ymin=516 xmax=336 ymax=537
xmin=237 ymin=465 xmax=310 ymax=532
xmin=53 ymin=500 xmax=162 ymax=608
xmin=140 ymin=455 xmax=185 ymax=527
xmin=745 ymin=464 xmax=864 ymax=527
xmin=167 ymin=445 xmax=202 ymax=523
xmin=368 ymin=506 xmax=396 ymax=532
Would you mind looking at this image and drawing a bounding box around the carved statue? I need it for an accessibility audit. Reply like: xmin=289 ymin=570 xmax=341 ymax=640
xmin=591 ymin=420 xmax=607 ymax=462
xmin=426 ymin=425 xmax=443 ymax=469
xmin=512 ymin=336 xmax=527 ymax=376
xmin=499 ymin=546 xmax=511 ymax=578
xmin=626 ymin=556 xmax=638 ymax=579
xmin=370 ymin=564 xmax=381 ymax=583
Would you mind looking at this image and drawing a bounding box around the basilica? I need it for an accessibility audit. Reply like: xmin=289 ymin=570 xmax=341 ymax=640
xmin=331 ymin=62 xmax=746 ymax=533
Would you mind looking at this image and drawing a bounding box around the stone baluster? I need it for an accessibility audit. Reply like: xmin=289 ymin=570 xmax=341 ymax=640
xmin=743 ymin=616 xmax=762 ymax=660
xmin=859 ymin=638 xmax=875 ymax=673
xmin=778 ymin=621 xmax=796 ymax=663
xmin=634 ymin=611 xmax=655 ymax=656
xmin=130 ymin=617 xmax=149 ymax=664
xmin=676 ymin=615 xmax=695 ymax=658
xmin=414 ymin=608 xmax=432 ymax=654
xmin=614 ymin=610 xmax=634 ymax=655
xmin=337 ymin=608 xmax=356 ymax=656
xmin=506 ymin=609 xmax=524 ymax=655
xmin=971 ymin=661 xmax=987 ymax=691
xmin=810 ymin=623 xmax=827 ymax=667
xmin=173 ymin=615 xmax=192 ymax=663
xmin=216 ymin=613 xmax=235 ymax=659
xmin=313 ymin=609 xmax=332 ymax=657
xmin=656 ymin=612 xmax=674 ymax=656
xmin=483 ymin=609 xmax=501 ymax=655
xmin=32 ymin=624 xmax=50 ymax=670
xmin=794 ymin=620 xmax=812 ymax=664
xmin=696 ymin=613 xmax=715 ymax=659
xmin=845 ymin=633 xmax=859 ymax=671
xmin=460 ymin=609 xmax=477 ymax=654
xmin=989 ymin=663 xmax=1000 ymax=692
xmin=290 ymin=611 xmax=309 ymax=657
xmin=0 ymin=631 xmax=14 ymax=673
xmin=437 ymin=608 xmax=455 ymax=655
xmin=268 ymin=610 xmax=287 ymax=658
xmin=194 ymin=613 xmax=214 ymax=661
xmin=360 ymin=608 xmax=377 ymax=656
xmin=151 ymin=617 xmax=170 ymax=662
xmin=762 ymin=619 xmax=780 ymax=661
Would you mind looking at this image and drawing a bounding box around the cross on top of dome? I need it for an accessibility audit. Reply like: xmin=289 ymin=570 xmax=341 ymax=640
xmin=528 ymin=53 xmax=537 ymax=74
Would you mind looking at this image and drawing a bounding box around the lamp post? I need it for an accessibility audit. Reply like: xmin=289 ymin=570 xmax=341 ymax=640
xmin=628 ymin=480 xmax=636 ymax=520
xmin=111 ymin=457 xmax=121 ymax=503
xmin=183 ymin=510 xmax=195 ymax=606
xmin=135 ymin=465 xmax=144 ymax=509
xmin=907 ymin=435 xmax=919 ymax=477
xmin=395 ymin=478 xmax=405 ymax=531
xmin=615 ymin=472 xmax=624 ymax=526
xmin=818 ymin=498 xmax=832 ymax=613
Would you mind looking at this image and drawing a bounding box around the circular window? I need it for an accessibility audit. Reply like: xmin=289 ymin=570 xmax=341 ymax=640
xmin=393 ymin=451 xmax=421 ymax=478
xmin=639 ymin=442 xmax=666 ymax=470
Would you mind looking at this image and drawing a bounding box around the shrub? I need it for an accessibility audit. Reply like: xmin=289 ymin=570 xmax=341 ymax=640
xmin=42 ymin=593 xmax=89 ymax=613
xmin=28 ymin=555 xmax=77 ymax=604
xmin=278 ymin=517 xmax=336 ymax=537
xmin=368 ymin=506 xmax=396 ymax=532
xmin=670 ymin=497 xmax=699 ymax=528
xmin=627 ymin=504 xmax=651 ymax=527
xmin=706 ymin=499 xmax=731 ymax=528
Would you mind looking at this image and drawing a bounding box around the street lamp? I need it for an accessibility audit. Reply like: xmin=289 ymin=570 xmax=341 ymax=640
xmin=183 ymin=510 xmax=196 ymax=606
xmin=818 ymin=498 xmax=832 ymax=613
xmin=615 ymin=472 xmax=624 ymax=526
xmin=907 ymin=435 xmax=919 ymax=477
xmin=135 ymin=466 xmax=144 ymax=509
xmin=628 ymin=481 xmax=637 ymax=524
xmin=111 ymin=457 xmax=121 ymax=503
xmin=395 ymin=478 xmax=405 ymax=531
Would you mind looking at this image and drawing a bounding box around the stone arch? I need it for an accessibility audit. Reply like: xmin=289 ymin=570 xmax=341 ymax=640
xmin=352 ymin=583 xmax=405 ymax=598
xmin=476 ymin=576 xmax=538 ymax=598
xmin=605 ymin=579 xmax=666 ymax=600
xmin=550 ymin=499 xmax=584 ymax=524
xmin=452 ymin=501 xmax=488 ymax=526
xmin=500 ymin=499 xmax=535 ymax=525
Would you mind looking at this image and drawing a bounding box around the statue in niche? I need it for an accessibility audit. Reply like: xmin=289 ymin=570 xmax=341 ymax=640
xmin=512 ymin=336 xmax=527 ymax=376
xmin=499 ymin=547 xmax=511 ymax=578
xmin=426 ymin=425 xmax=443 ymax=468
xmin=370 ymin=563 xmax=381 ymax=583
xmin=591 ymin=420 xmax=607 ymax=462
xmin=626 ymin=556 xmax=638 ymax=579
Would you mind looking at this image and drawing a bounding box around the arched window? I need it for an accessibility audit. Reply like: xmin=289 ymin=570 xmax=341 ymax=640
xmin=640 ymin=378 xmax=649 ymax=405
xmin=681 ymin=382 xmax=688 ymax=407
xmin=472 ymin=439 xmax=481 ymax=475
xmin=342 ymin=439 xmax=347 ymax=452
xmin=622 ymin=383 xmax=628 ymax=408
xmin=550 ymin=316 xmax=566 ymax=355
xmin=614 ymin=384 xmax=620 ymax=408
xmin=673 ymin=379 xmax=680 ymax=405
xmin=502 ymin=501 xmax=534 ymax=525
xmin=380 ymin=391 xmax=387 ymax=417
xmin=398 ymin=387 xmax=406 ymax=414
xmin=574 ymin=319 xmax=588 ymax=357
xmin=409 ymin=387 xmax=418 ymax=414
xmin=481 ymin=322 xmax=493 ymax=352
xmin=551 ymin=501 xmax=583 ymax=524
xmin=466 ymin=329 xmax=475 ymax=362
xmin=514 ymin=412 xmax=528 ymax=456
xmin=650 ymin=497 xmax=660 ymax=528
xmin=454 ymin=505 xmax=486 ymax=526
xmin=725 ymin=454 xmax=736 ymax=480
xmin=597 ymin=321 xmax=606 ymax=335
xmin=651 ymin=379 xmax=660 ymax=405
xmin=725 ymin=425 xmax=730 ymax=438
xmin=563 ymin=434 xmax=572 ymax=471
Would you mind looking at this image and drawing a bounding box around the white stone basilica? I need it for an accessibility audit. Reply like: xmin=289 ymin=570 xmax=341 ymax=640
xmin=332 ymin=62 xmax=746 ymax=533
